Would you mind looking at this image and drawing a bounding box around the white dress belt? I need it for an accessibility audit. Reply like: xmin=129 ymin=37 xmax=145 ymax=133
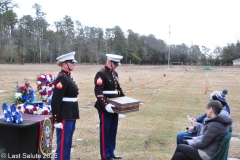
xmin=62 ymin=97 xmax=77 ymax=102
xmin=103 ymin=91 xmax=118 ymax=94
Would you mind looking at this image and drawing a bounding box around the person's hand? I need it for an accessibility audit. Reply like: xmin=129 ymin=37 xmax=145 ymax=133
xmin=192 ymin=137 xmax=197 ymax=142
xmin=189 ymin=118 xmax=197 ymax=126
xmin=190 ymin=118 xmax=196 ymax=122
xmin=187 ymin=126 xmax=194 ymax=133
xmin=191 ymin=120 xmax=197 ymax=127
xmin=54 ymin=123 xmax=63 ymax=129
xmin=105 ymin=104 xmax=115 ymax=113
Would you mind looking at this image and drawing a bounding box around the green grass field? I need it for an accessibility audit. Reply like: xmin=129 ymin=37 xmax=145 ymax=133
xmin=0 ymin=64 xmax=239 ymax=160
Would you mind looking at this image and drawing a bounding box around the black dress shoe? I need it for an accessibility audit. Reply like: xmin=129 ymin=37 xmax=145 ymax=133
xmin=111 ymin=156 xmax=122 ymax=159
xmin=101 ymin=158 xmax=114 ymax=160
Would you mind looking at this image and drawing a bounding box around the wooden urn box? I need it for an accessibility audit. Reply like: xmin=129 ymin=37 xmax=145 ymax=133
xmin=108 ymin=96 xmax=140 ymax=113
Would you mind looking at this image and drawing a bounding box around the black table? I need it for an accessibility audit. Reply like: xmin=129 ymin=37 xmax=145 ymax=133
xmin=0 ymin=114 xmax=53 ymax=160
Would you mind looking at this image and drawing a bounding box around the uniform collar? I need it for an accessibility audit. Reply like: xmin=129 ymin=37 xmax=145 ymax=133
xmin=61 ymin=70 xmax=71 ymax=76
xmin=105 ymin=66 xmax=113 ymax=72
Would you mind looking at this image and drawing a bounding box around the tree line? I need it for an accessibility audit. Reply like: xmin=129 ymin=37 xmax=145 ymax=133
xmin=1 ymin=0 xmax=239 ymax=65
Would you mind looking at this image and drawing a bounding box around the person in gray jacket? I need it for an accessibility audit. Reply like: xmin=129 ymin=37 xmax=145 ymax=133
xmin=171 ymin=100 xmax=232 ymax=160
xmin=188 ymin=108 xmax=231 ymax=139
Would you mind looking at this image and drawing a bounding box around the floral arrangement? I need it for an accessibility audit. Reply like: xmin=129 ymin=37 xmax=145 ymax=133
xmin=13 ymin=74 xmax=55 ymax=115
xmin=14 ymin=79 xmax=35 ymax=104
xmin=16 ymin=103 xmax=51 ymax=115
xmin=36 ymin=73 xmax=55 ymax=104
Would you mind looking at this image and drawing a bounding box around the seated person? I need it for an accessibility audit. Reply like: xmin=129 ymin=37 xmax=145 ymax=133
xmin=171 ymin=100 xmax=232 ymax=160
xmin=176 ymin=89 xmax=230 ymax=145
xmin=193 ymin=89 xmax=230 ymax=123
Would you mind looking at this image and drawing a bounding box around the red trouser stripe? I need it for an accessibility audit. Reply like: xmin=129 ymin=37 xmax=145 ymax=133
xmin=60 ymin=120 xmax=65 ymax=160
xmin=101 ymin=112 xmax=106 ymax=159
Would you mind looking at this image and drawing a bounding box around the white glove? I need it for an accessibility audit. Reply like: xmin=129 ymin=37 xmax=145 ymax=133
xmin=105 ymin=104 xmax=115 ymax=113
xmin=54 ymin=122 xmax=63 ymax=129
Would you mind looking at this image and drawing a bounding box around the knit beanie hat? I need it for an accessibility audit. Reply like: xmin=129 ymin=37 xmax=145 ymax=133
xmin=209 ymin=91 xmax=220 ymax=100
xmin=212 ymin=89 xmax=227 ymax=106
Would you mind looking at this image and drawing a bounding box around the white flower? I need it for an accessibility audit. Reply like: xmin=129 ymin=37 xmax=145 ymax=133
xmin=40 ymin=74 xmax=46 ymax=79
xmin=42 ymin=95 xmax=48 ymax=100
xmin=46 ymin=74 xmax=51 ymax=83
xmin=15 ymin=92 xmax=22 ymax=99
xmin=26 ymin=105 xmax=34 ymax=110
xmin=36 ymin=81 xmax=42 ymax=85
xmin=38 ymin=109 xmax=42 ymax=115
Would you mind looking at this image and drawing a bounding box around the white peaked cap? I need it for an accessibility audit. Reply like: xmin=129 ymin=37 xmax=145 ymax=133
xmin=106 ymin=54 xmax=123 ymax=65
xmin=56 ymin=51 xmax=77 ymax=63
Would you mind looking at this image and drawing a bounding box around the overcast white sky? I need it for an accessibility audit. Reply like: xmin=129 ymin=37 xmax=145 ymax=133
xmin=13 ymin=0 xmax=240 ymax=52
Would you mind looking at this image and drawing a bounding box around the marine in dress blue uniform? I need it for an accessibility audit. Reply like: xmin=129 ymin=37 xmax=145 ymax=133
xmin=51 ymin=52 xmax=79 ymax=160
xmin=94 ymin=54 xmax=124 ymax=160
